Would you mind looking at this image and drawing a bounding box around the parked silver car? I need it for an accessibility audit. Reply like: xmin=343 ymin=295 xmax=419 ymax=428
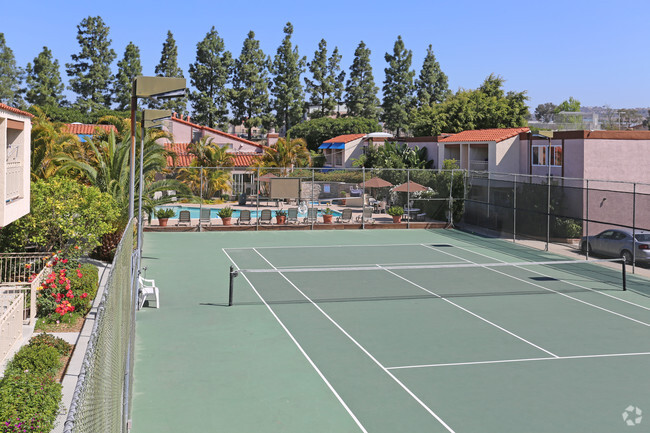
xmin=580 ymin=228 xmax=650 ymax=264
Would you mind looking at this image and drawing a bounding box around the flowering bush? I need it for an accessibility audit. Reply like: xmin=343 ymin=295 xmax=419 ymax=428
xmin=36 ymin=257 xmax=98 ymax=324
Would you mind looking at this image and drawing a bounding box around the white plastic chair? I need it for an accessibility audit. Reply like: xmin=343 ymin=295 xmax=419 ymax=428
xmin=138 ymin=276 xmax=160 ymax=309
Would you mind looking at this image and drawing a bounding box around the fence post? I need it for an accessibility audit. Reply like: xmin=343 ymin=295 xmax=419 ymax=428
xmin=632 ymin=183 xmax=636 ymax=274
xmin=585 ymin=179 xmax=589 ymax=260
xmin=546 ymin=169 xmax=551 ymax=251
xmin=199 ymin=167 xmax=204 ymax=232
xmin=362 ymin=167 xmax=366 ymax=230
xmin=256 ymin=167 xmax=260 ymax=231
xmin=311 ymin=169 xmax=315 ymax=230
xmin=513 ymin=174 xmax=517 ymax=243
xmin=407 ymin=169 xmax=410 ymax=229
xmin=448 ymin=169 xmax=454 ymax=227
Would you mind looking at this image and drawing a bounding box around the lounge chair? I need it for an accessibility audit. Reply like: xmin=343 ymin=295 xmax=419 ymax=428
xmin=355 ymin=207 xmax=375 ymax=224
xmin=303 ymin=208 xmax=318 ymax=224
xmin=287 ymin=208 xmax=299 ymax=224
xmin=237 ymin=209 xmax=252 ymax=225
xmin=176 ymin=210 xmax=191 ymax=226
xmin=259 ymin=209 xmax=273 ymax=224
xmin=138 ymin=276 xmax=159 ymax=309
xmin=337 ymin=208 xmax=353 ymax=223
xmin=376 ymin=201 xmax=387 ymax=214
xmin=199 ymin=208 xmax=211 ymax=226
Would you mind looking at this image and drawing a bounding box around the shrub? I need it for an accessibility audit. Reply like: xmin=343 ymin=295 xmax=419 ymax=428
xmin=156 ymin=208 xmax=175 ymax=219
xmin=217 ymin=207 xmax=233 ymax=218
xmin=28 ymin=333 xmax=73 ymax=357
xmin=5 ymin=345 xmax=61 ymax=377
xmin=387 ymin=206 xmax=404 ymax=217
xmin=0 ymin=372 xmax=62 ymax=433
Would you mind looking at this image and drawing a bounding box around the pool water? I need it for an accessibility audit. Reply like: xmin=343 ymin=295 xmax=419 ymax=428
xmin=156 ymin=206 xmax=342 ymax=219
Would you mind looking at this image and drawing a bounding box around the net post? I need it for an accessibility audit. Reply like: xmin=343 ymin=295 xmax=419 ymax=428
xmin=622 ymin=260 xmax=626 ymax=291
xmin=229 ymin=266 xmax=235 ymax=306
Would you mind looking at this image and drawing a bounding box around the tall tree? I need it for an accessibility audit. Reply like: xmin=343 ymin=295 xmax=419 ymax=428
xmin=304 ymin=39 xmax=334 ymax=118
xmin=329 ymin=47 xmax=345 ymax=117
xmin=152 ymin=31 xmax=187 ymax=114
xmin=65 ymin=16 xmax=116 ymax=111
xmin=345 ymin=41 xmax=380 ymax=120
xmin=113 ymin=42 xmax=142 ymax=111
xmin=382 ymin=36 xmax=415 ymax=137
xmin=270 ymin=22 xmax=306 ymax=133
xmin=230 ymin=30 xmax=270 ymax=140
xmin=534 ymin=102 xmax=557 ymax=122
xmin=0 ymin=33 xmax=25 ymax=107
xmin=25 ymin=47 xmax=64 ymax=107
xmin=414 ymin=44 xmax=449 ymax=106
xmin=188 ymin=26 xmax=233 ymax=129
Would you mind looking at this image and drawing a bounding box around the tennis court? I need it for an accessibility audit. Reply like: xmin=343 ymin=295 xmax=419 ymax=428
xmin=133 ymin=229 xmax=650 ymax=432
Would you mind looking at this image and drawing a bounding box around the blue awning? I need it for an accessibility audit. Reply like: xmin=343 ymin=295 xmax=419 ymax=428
xmin=318 ymin=143 xmax=331 ymax=149
xmin=329 ymin=142 xmax=345 ymax=149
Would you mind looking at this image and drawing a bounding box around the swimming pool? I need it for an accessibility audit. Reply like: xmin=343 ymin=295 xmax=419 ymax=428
xmin=155 ymin=206 xmax=342 ymax=219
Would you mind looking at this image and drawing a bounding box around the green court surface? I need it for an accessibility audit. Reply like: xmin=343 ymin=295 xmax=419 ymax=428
xmin=133 ymin=229 xmax=650 ymax=432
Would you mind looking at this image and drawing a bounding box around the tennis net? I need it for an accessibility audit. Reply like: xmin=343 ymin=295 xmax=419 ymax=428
xmin=228 ymin=258 xmax=628 ymax=306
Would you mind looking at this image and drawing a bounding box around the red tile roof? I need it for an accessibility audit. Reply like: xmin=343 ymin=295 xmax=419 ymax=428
xmin=439 ymin=127 xmax=530 ymax=143
xmin=0 ymin=103 xmax=34 ymax=118
xmin=323 ymin=134 xmax=366 ymax=143
xmin=170 ymin=114 xmax=266 ymax=149
xmin=164 ymin=143 xmax=260 ymax=168
xmin=63 ymin=123 xmax=118 ymax=135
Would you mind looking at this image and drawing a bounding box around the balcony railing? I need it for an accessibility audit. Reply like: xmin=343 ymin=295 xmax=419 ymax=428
xmin=0 ymin=253 xmax=54 ymax=324
xmin=470 ymin=160 xmax=489 ymax=171
xmin=0 ymin=292 xmax=23 ymax=364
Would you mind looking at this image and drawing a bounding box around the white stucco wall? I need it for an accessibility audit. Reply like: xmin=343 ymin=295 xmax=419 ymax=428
xmin=0 ymin=110 xmax=31 ymax=227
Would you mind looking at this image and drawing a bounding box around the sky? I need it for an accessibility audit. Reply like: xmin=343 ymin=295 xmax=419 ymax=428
xmin=3 ymin=0 xmax=649 ymax=112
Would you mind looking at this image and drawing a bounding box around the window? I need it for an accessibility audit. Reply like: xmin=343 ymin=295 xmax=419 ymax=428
xmin=532 ymin=144 xmax=562 ymax=167
xmin=191 ymin=128 xmax=202 ymax=143
xmin=334 ymin=150 xmax=343 ymax=166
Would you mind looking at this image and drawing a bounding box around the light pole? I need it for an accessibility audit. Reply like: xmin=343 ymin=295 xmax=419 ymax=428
xmin=129 ymin=76 xmax=186 ymax=219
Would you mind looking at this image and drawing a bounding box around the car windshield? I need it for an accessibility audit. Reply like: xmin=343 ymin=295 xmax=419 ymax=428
xmin=635 ymin=234 xmax=650 ymax=242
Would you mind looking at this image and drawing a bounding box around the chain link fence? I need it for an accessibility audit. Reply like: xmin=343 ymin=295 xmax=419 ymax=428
xmin=64 ymin=220 xmax=136 ymax=433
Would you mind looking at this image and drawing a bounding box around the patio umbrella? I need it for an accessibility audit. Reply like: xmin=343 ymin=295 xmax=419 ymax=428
xmin=391 ymin=181 xmax=428 ymax=192
xmin=364 ymin=177 xmax=393 ymax=188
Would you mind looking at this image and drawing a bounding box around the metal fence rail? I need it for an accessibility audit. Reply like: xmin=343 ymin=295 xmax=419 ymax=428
xmin=64 ymin=220 xmax=136 ymax=433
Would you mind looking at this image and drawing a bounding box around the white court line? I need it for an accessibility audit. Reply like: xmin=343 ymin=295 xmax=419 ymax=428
xmin=222 ymin=249 xmax=369 ymax=433
xmin=387 ymin=351 xmax=650 ymax=370
xmin=377 ymin=265 xmax=559 ymax=358
xmin=225 ymin=242 xmax=444 ymax=251
xmin=420 ymin=244 xmax=650 ymax=328
xmin=273 ymin=261 xmax=468 ymax=269
xmin=443 ymin=241 xmax=650 ymax=312
xmin=251 ymin=248 xmax=457 ymax=433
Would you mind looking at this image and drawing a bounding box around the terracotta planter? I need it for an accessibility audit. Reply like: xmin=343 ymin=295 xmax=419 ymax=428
xmin=391 ymin=215 xmax=402 ymax=223
xmin=276 ymin=215 xmax=286 ymax=224
xmin=221 ymin=217 xmax=232 ymax=226
xmin=322 ymin=214 xmax=333 ymax=224
xmin=158 ymin=218 xmax=169 ymax=227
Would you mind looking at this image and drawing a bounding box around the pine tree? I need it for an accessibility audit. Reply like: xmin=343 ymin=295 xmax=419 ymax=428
xmin=329 ymin=47 xmax=345 ymax=117
xmin=0 ymin=33 xmax=25 ymax=108
xmin=304 ymin=39 xmax=334 ymax=118
xmin=65 ymin=16 xmax=116 ymax=111
xmin=270 ymin=22 xmax=306 ymax=133
xmin=345 ymin=41 xmax=379 ymax=120
xmin=151 ymin=31 xmax=186 ymax=114
xmin=113 ymin=42 xmax=142 ymax=111
xmin=25 ymin=47 xmax=65 ymax=107
xmin=382 ymin=36 xmax=415 ymax=137
xmin=230 ymin=30 xmax=270 ymax=140
xmin=415 ymin=44 xmax=450 ymax=107
xmin=188 ymin=26 xmax=233 ymax=129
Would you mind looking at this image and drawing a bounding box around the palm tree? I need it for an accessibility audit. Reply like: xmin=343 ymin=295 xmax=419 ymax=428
xmin=256 ymin=137 xmax=311 ymax=175
xmin=30 ymin=107 xmax=80 ymax=180
xmin=179 ymin=137 xmax=234 ymax=199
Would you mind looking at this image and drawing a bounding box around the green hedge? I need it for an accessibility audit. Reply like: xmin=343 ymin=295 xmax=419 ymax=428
xmin=0 ymin=334 xmax=68 ymax=432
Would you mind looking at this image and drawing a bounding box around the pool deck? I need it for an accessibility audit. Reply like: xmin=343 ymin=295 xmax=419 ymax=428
xmin=145 ymin=202 xmax=447 ymax=231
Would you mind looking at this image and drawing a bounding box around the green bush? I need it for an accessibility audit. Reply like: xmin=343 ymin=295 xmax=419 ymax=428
xmin=5 ymin=345 xmax=62 ymax=377
xmin=28 ymin=333 xmax=73 ymax=357
xmin=156 ymin=208 xmax=175 ymax=219
xmin=0 ymin=372 xmax=62 ymax=432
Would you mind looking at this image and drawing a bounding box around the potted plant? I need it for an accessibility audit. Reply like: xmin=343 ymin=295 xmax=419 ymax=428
xmin=387 ymin=206 xmax=404 ymax=223
xmin=156 ymin=208 xmax=175 ymax=226
xmin=275 ymin=209 xmax=287 ymax=225
xmin=339 ymin=191 xmax=347 ymax=206
xmin=218 ymin=206 xmax=233 ymax=226
xmin=322 ymin=207 xmax=334 ymax=224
